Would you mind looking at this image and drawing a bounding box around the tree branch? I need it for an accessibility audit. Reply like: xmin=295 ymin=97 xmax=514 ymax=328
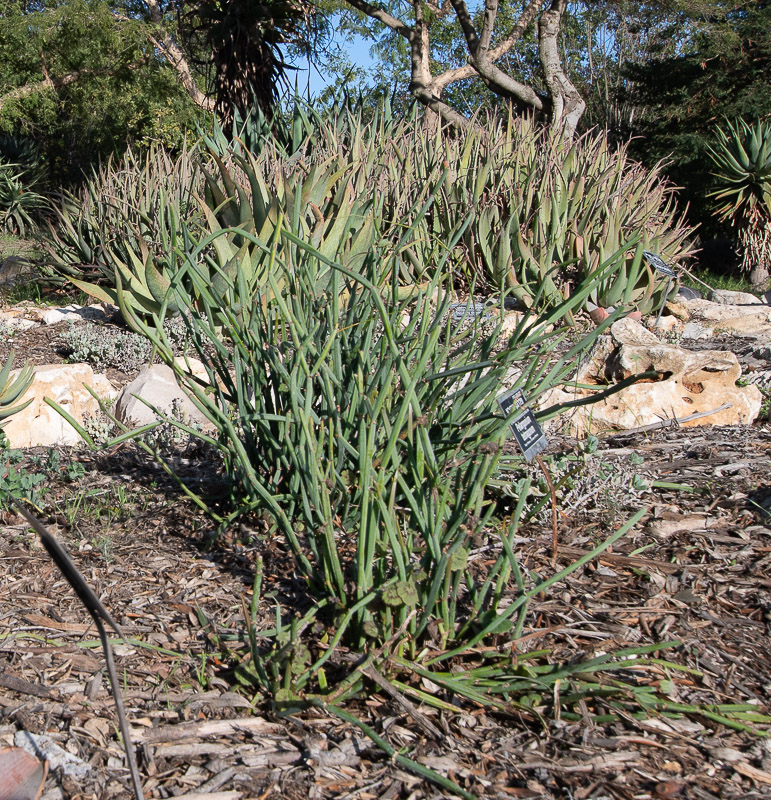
xmin=410 ymin=84 xmax=474 ymax=130
xmin=450 ymin=0 xmax=543 ymax=110
xmin=0 ymin=61 xmax=146 ymax=114
xmin=336 ymin=0 xmax=413 ymax=39
xmin=489 ymin=0 xmax=542 ymax=59
xmin=449 ymin=0 xmax=480 ymax=54
xmin=129 ymin=0 xmax=214 ymax=112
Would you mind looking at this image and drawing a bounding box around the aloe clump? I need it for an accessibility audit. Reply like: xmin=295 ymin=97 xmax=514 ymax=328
xmin=0 ymin=162 xmax=48 ymax=236
xmin=42 ymin=143 xmax=201 ymax=313
xmin=708 ymin=117 xmax=771 ymax=288
xmin=443 ymin=115 xmax=694 ymax=316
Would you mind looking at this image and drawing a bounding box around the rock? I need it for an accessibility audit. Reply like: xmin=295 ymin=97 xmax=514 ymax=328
xmin=665 ymin=298 xmax=692 ymax=321
xmin=540 ymin=326 xmax=762 ymax=436
xmin=14 ymin=731 xmax=93 ymax=780
xmin=708 ymin=289 xmax=763 ymax=305
xmin=39 ymin=304 xmax=113 ymax=326
xmin=752 ymin=343 xmax=771 ymax=361
xmin=652 ymin=315 xmax=684 ymax=336
xmin=115 ymin=364 xmax=208 ymax=428
xmin=680 ymin=322 xmax=713 ymax=341
xmin=499 ymin=310 xmax=552 ymax=337
xmin=610 ymin=317 xmax=660 ymax=346
xmin=0 ymin=256 xmax=37 ymax=286
xmin=0 ymin=310 xmax=37 ymax=331
xmin=677 ymin=286 xmax=702 ymax=301
xmin=173 ymin=356 xmax=210 ymax=385
xmin=2 ymin=364 xmax=117 ymax=448
xmin=671 ymin=297 xmax=771 ymax=339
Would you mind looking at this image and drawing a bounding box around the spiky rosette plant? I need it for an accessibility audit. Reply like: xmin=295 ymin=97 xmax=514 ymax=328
xmin=708 ymin=117 xmax=771 ymax=288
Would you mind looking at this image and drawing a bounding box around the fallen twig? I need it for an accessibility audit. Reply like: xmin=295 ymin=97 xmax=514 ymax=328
xmin=604 ymin=403 xmax=733 ymax=437
xmin=363 ymin=664 xmax=445 ymax=741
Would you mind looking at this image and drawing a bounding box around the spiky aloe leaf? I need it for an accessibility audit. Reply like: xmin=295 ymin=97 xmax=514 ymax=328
xmin=0 ymin=353 xmax=33 ymax=421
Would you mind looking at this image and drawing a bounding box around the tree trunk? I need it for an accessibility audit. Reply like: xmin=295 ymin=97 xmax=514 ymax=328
xmin=539 ymin=0 xmax=585 ymax=139
xmin=750 ymin=263 xmax=770 ymax=291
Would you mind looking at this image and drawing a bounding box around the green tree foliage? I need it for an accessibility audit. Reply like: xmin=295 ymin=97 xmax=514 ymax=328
xmin=623 ymin=1 xmax=771 ymax=233
xmin=0 ymin=0 xmax=203 ymax=184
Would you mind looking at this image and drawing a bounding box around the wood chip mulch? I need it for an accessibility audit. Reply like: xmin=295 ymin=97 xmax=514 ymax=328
xmin=1 ymin=318 xmax=771 ymax=800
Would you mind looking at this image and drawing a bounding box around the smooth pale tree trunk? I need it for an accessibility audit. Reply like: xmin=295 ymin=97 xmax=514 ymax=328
xmin=342 ymin=0 xmax=585 ymax=138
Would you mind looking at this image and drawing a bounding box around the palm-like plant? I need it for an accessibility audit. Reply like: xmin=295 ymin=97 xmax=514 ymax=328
xmin=176 ymin=0 xmax=312 ymax=130
xmin=707 ymin=117 xmax=771 ymax=288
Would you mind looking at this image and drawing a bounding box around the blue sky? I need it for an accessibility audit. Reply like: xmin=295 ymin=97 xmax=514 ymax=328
xmin=289 ymin=32 xmax=377 ymax=97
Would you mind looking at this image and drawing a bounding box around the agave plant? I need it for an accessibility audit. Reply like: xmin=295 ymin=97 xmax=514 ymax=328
xmin=708 ymin=117 xmax=771 ymax=288
xmin=0 ymin=353 xmax=34 ymax=422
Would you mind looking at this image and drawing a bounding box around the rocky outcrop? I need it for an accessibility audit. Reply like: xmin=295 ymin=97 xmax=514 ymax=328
xmin=708 ymin=289 xmax=763 ymax=306
xmin=541 ymin=318 xmax=762 ymax=436
xmin=2 ymin=364 xmax=117 ymax=448
xmin=115 ymin=364 xmax=209 ymax=428
xmin=665 ymin=297 xmax=771 ymax=340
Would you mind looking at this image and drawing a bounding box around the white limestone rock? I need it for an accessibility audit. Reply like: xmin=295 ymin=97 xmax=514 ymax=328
xmin=2 ymin=363 xmax=117 ymax=448
xmin=708 ymin=289 xmax=764 ymax=305
xmin=666 ymin=297 xmax=771 ymax=339
xmin=0 ymin=310 xmax=38 ymax=331
xmin=652 ymin=315 xmax=684 ymax=336
xmin=39 ymin=304 xmax=113 ymax=326
xmin=115 ymin=364 xmax=208 ymax=428
xmin=540 ymin=320 xmax=762 ymax=435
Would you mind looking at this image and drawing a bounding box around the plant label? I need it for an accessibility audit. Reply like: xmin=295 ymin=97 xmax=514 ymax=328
xmin=642 ymin=250 xmax=677 ymax=278
xmin=449 ymin=302 xmax=490 ymax=322
xmin=497 ymin=388 xmax=548 ymax=461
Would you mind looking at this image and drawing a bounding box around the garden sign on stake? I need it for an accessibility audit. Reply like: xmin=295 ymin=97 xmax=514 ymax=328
xmin=497 ymin=389 xmax=559 ymax=565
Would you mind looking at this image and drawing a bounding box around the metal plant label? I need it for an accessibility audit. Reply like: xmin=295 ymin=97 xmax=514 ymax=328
xmin=449 ymin=302 xmax=490 ymax=322
xmin=497 ymin=388 xmax=549 ymax=461
xmin=642 ymin=250 xmax=677 ymax=278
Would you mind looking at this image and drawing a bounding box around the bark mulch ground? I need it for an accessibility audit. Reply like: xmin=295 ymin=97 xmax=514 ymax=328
xmin=1 ymin=316 xmax=771 ymax=800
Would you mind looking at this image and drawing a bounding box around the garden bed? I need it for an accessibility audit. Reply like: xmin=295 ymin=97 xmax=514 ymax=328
xmin=1 ymin=314 xmax=771 ymax=799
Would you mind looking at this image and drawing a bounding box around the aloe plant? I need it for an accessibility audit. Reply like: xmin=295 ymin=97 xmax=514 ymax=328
xmin=42 ymin=143 xmax=201 ymax=290
xmin=443 ymin=115 xmax=694 ymax=317
xmin=708 ymin=117 xmax=771 ymax=287
xmin=0 ymin=163 xmax=48 ymax=236
xmin=0 ymin=353 xmax=34 ymax=422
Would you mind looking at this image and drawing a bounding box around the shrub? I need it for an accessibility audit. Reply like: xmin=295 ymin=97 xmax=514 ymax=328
xmin=111 ymin=203 xmax=641 ymax=700
xmin=59 ymin=319 xmax=189 ymax=373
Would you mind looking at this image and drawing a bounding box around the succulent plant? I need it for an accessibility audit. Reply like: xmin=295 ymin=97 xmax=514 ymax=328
xmin=42 ymin=143 xmax=201 ymax=289
xmin=707 ymin=117 xmax=771 ymax=284
xmin=0 ymin=163 xmax=48 ymax=237
xmin=436 ymin=115 xmax=695 ymax=319
xmin=0 ymin=353 xmax=34 ymax=422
